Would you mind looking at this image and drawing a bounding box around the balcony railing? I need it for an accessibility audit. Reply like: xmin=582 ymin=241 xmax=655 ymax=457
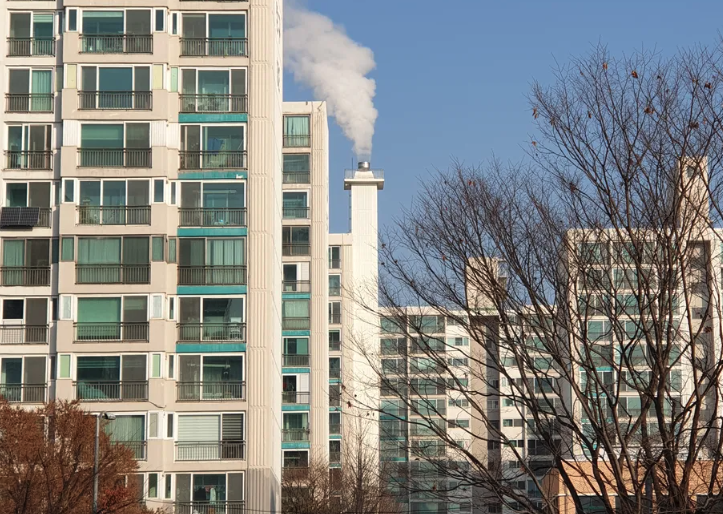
xmin=282 ymin=354 xmax=310 ymax=367
xmin=330 ymin=452 xmax=341 ymax=464
xmin=283 ymin=280 xmax=311 ymax=293
xmin=179 ymin=94 xmax=248 ymax=113
xmin=179 ymin=151 xmax=247 ymax=170
xmin=77 ymin=206 xmax=151 ymax=226
xmin=1 ymin=267 xmax=50 ymax=286
xmin=329 ymin=368 xmax=341 ymax=380
xmin=179 ymin=208 xmax=246 ymax=227
xmin=282 ymin=243 xmax=310 ymax=256
xmin=76 ymin=264 xmax=150 ymax=284
xmin=0 ymin=324 xmax=48 ymax=344
xmin=175 ymin=502 xmax=245 ymax=514
xmin=0 ymin=383 xmax=47 ymax=403
xmin=180 ymin=38 xmax=248 ymax=57
xmin=282 ymin=171 xmax=310 ymax=184
xmin=175 ymin=441 xmax=246 ymax=461
xmin=177 ymin=323 xmax=246 ymax=343
xmin=283 ymin=135 xmax=311 ymax=147
xmin=329 ymin=258 xmax=341 ymax=269
xmin=178 ymin=266 xmax=247 ymax=286
xmin=330 ymin=423 xmax=341 ymax=435
xmin=329 ymin=286 xmax=341 ymax=297
xmin=80 ymin=35 xmax=153 ymax=54
xmin=283 ymin=207 xmax=310 ymax=219
xmin=78 ymin=148 xmax=151 ymax=168
xmin=329 ymin=340 xmax=341 ymax=352
xmin=74 ymin=322 xmax=149 ymax=342
xmin=5 ymin=151 xmax=52 ymax=170
xmin=74 ymin=381 xmax=149 ymax=401
xmin=78 ymin=91 xmax=152 ymax=110
xmin=282 ymin=317 xmax=310 ymax=330
xmin=283 ymin=429 xmax=310 ymax=442
xmin=5 ymin=94 xmax=53 ymax=112
xmin=282 ymin=391 xmax=310 ymax=404
xmin=7 ymin=38 xmax=55 ymax=56
xmin=176 ymin=381 xmax=245 ymax=401
xmin=329 ymin=313 xmax=342 ymax=324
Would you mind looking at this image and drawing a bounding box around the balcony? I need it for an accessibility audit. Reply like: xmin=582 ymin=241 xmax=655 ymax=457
xmin=283 ymin=280 xmax=310 ymax=293
xmin=179 ymin=94 xmax=248 ymax=113
xmin=283 ymin=171 xmax=310 ymax=184
xmin=175 ymin=441 xmax=246 ymax=461
xmin=5 ymin=94 xmax=53 ymax=113
xmin=5 ymin=151 xmax=52 ymax=170
xmin=179 ymin=208 xmax=246 ymax=227
xmin=283 ymin=207 xmax=310 ymax=220
xmin=175 ymin=502 xmax=245 ymax=514
xmin=282 ymin=354 xmax=310 ymax=367
xmin=282 ymin=391 xmax=310 ymax=404
xmin=0 ymin=383 xmax=47 ymax=403
xmin=177 ymin=323 xmax=246 ymax=343
xmin=179 ymin=151 xmax=247 ymax=170
xmin=178 ymin=266 xmax=247 ymax=286
xmin=176 ymin=381 xmax=245 ymax=401
xmin=78 ymin=91 xmax=152 ymax=111
xmin=115 ymin=440 xmax=147 ymax=460
xmin=329 ymin=313 xmax=341 ymax=325
xmin=282 ymin=317 xmax=310 ymax=330
xmin=0 ymin=325 xmax=49 ymax=344
xmin=77 ymin=206 xmax=151 ymax=226
xmin=330 ymin=452 xmax=341 ymax=464
xmin=0 ymin=207 xmax=51 ymax=228
xmin=7 ymin=38 xmax=55 ymax=57
xmin=1 ymin=267 xmax=50 ymax=286
xmin=329 ymin=368 xmax=341 ymax=380
xmin=330 ymin=423 xmax=341 ymax=435
xmin=79 ymin=35 xmax=153 ymax=54
xmin=282 ymin=244 xmax=310 ymax=257
xmin=78 ymin=149 xmax=152 ymax=168
xmin=76 ymin=264 xmax=150 ymax=284
xmin=283 ymin=428 xmax=310 ymax=442
xmin=74 ymin=322 xmax=149 ymax=342
xmin=283 ymin=135 xmax=310 ymax=147
xmin=74 ymin=380 xmax=149 ymax=401
xmin=180 ymin=38 xmax=248 ymax=57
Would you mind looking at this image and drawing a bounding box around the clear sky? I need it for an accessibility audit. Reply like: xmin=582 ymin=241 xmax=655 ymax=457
xmin=283 ymin=0 xmax=723 ymax=234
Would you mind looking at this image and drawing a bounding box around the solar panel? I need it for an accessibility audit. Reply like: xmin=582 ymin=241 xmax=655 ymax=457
xmin=0 ymin=207 xmax=40 ymax=227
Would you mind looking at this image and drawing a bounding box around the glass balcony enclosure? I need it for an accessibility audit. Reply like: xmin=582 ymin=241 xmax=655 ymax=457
xmin=180 ymin=14 xmax=247 ymax=57
xmin=0 ymin=356 xmax=46 ymax=402
xmin=7 ymin=68 xmax=52 ymax=112
xmin=75 ymin=354 xmax=148 ymax=401
xmin=2 ymin=238 xmax=50 ymax=286
xmin=80 ymin=11 xmax=152 ymax=54
xmin=283 ymin=116 xmax=310 ymax=147
xmin=282 ymin=263 xmax=309 ymax=292
xmin=282 ymin=154 xmax=310 ymax=184
xmin=79 ymin=66 xmax=151 ymax=110
xmin=282 ymin=226 xmax=310 ymax=256
xmin=178 ymin=238 xmax=246 ymax=285
xmin=178 ymin=354 xmax=244 ymax=401
xmin=282 ymin=191 xmax=309 ymax=219
xmin=8 ymin=12 xmax=55 ymax=56
xmin=178 ymin=297 xmax=245 ymax=342
xmin=282 ymin=299 xmax=309 ymax=330
xmin=282 ymin=413 xmax=309 ymax=441
xmin=78 ymin=180 xmax=151 ymax=225
xmin=75 ymin=296 xmax=149 ymax=341
xmin=80 ymin=123 xmax=151 ymax=168
xmin=75 ymin=237 xmax=151 ymax=284
xmin=6 ymin=125 xmax=52 ymax=170
xmin=282 ymin=337 xmax=309 ymax=366
xmin=180 ymin=68 xmax=247 ymax=113
xmin=180 ymin=125 xmax=246 ymax=170
xmin=180 ymin=182 xmax=246 ymax=227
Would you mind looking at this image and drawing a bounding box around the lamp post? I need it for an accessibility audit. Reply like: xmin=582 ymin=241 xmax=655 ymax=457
xmin=93 ymin=412 xmax=116 ymax=514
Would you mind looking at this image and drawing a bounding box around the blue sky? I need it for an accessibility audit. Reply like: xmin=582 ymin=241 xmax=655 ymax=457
xmin=283 ymin=1 xmax=723 ymax=234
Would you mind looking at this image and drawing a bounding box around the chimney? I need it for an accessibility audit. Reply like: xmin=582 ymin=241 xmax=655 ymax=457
xmin=358 ymin=161 xmax=370 ymax=170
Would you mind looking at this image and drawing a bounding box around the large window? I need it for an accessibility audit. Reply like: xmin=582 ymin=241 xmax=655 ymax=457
xmin=283 ymin=154 xmax=310 ymax=183
xmin=177 ymin=355 xmax=244 ymax=400
xmin=282 ymin=413 xmax=309 ymax=441
xmin=2 ymin=239 xmax=50 ymax=286
xmin=178 ymin=238 xmax=246 ymax=285
xmin=80 ymin=10 xmax=152 ymax=54
xmin=75 ymin=354 xmax=147 ymax=401
xmin=6 ymin=125 xmax=52 ymax=170
xmin=176 ymin=413 xmax=244 ymax=460
xmin=76 ymin=237 xmax=150 ymax=284
xmin=0 ymin=356 xmax=46 ymax=402
xmin=180 ymin=68 xmax=247 ymax=113
xmin=282 ymin=299 xmax=309 ymax=330
xmin=0 ymin=298 xmax=48 ymax=344
xmin=104 ymin=414 xmax=146 ymax=459
xmin=174 ymin=473 xmax=244 ymax=506
xmin=283 ymin=116 xmax=310 ymax=147
xmin=79 ymin=123 xmax=151 ymax=167
xmin=76 ymin=296 xmax=148 ymax=341
xmin=178 ymin=297 xmax=244 ymax=342
xmin=8 ymin=12 xmax=55 ymax=56
xmin=180 ymin=14 xmax=247 ymax=56
xmin=282 ymin=191 xmax=309 ymax=219
xmin=79 ymin=66 xmax=151 ymax=110
xmin=180 ymin=125 xmax=246 ymax=170
xmin=78 ymin=180 xmax=151 ymax=225
xmin=282 ymin=226 xmax=310 ymax=256
xmin=7 ymin=68 xmax=52 ymax=112
xmin=179 ymin=182 xmax=246 ymax=227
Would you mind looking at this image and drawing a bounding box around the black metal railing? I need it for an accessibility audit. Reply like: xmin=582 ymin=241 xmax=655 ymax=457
xmin=74 ymin=381 xmax=149 ymax=401
xmin=114 ymin=440 xmax=147 ymax=460
xmin=77 ymin=206 xmax=151 ymax=225
xmin=0 ymin=383 xmax=47 ymax=403
xmin=78 ymin=148 xmax=151 ymax=168
xmin=175 ymin=441 xmax=246 ymax=461
xmin=78 ymin=91 xmax=152 ymax=110
xmin=5 ymin=93 xmax=53 ymax=112
xmin=329 ymin=313 xmax=342 ymax=324
xmin=179 ymin=94 xmax=248 ymax=113
xmin=282 ymin=207 xmax=310 ymax=219
xmin=177 ymin=323 xmax=246 ymax=343
xmin=74 ymin=322 xmax=149 ymax=342
xmin=80 ymin=35 xmax=153 ymax=54
xmin=282 ymin=280 xmax=311 ymax=293
xmin=282 ymin=317 xmax=310 ymax=330
xmin=329 ymin=340 xmax=341 ymax=352
xmin=1 ymin=266 xmax=50 ymax=286
xmin=175 ymin=502 xmax=245 ymax=514
xmin=178 ymin=208 xmax=246 ymax=227
xmin=76 ymin=264 xmax=150 ymax=284
xmin=178 ymin=265 xmax=246 ymax=286
xmin=7 ymin=38 xmax=55 ymax=56
xmin=282 ymin=243 xmax=310 ymax=256
xmin=5 ymin=151 xmax=52 ymax=170
xmin=282 ymin=171 xmax=310 ymax=184
xmin=283 ymin=135 xmax=310 ymax=147
xmin=282 ymin=391 xmax=310 ymax=404
xmin=176 ymin=381 xmax=245 ymax=401
xmin=180 ymin=38 xmax=248 ymax=57
xmin=0 ymin=325 xmax=48 ymax=344
xmin=283 ymin=429 xmax=310 ymax=442
xmin=282 ymin=354 xmax=310 ymax=367
xmin=179 ymin=151 xmax=247 ymax=170
xmin=330 ymin=423 xmax=341 ymax=435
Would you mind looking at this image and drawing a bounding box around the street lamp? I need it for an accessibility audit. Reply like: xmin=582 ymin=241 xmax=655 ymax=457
xmin=93 ymin=412 xmax=116 ymax=514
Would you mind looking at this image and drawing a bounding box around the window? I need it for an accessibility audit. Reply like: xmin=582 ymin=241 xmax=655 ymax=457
xmin=75 ymin=237 xmax=151 ymax=284
xmin=180 ymin=14 xmax=247 ymax=56
xmin=283 ymin=116 xmax=310 ymax=147
xmin=153 ymin=180 xmax=164 ymax=202
xmin=152 ymin=237 xmax=164 ymax=261
xmin=0 ymin=356 xmax=47 ymax=402
xmin=68 ymin=9 xmax=78 ymax=31
xmin=5 ymin=182 xmax=51 ymax=208
xmin=175 ymin=473 xmax=244 ymax=505
xmin=180 ymin=124 xmax=246 ymax=170
xmin=328 ymin=246 xmax=341 ymax=268
xmin=329 ymin=330 xmax=341 ymax=351
xmin=177 ymin=413 xmax=244 ymax=460
xmin=179 ymin=69 xmax=247 ymax=113
xmin=329 ymin=357 xmax=341 ymax=379
xmin=167 ymin=413 xmax=174 ymax=438
xmin=78 ymin=67 xmax=151 ymax=110
xmin=151 ymin=354 xmax=162 ymax=378
xmin=503 ymin=419 xmax=524 ymax=427
xmin=168 ymin=238 xmax=177 ymax=263
xmin=64 ymin=179 xmax=74 ymax=202
xmin=6 ymin=125 xmax=52 ymax=170
xmin=448 ymin=398 xmax=469 ymax=408
xmin=178 ymin=297 xmax=245 ymax=342
xmin=154 ymin=9 xmax=165 ymax=31
xmin=8 ymin=13 xmax=55 ymax=57
xmin=448 ymin=337 xmax=469 ymax=346
xmin=76 ymin=296 xmax=148 ymax=341
xmin=282 ymin=299 xmax=310 ymax=330
xmin=2 ymin=239 xmax=51 ymax=285
xmin=282 ymin=227 xmax=310 ymax=256
xmin=329 ymin=301 xmax=341 ymax=324
xmin=171 ymin=182 xmax=176 ymax=204
xmin=7 ymin=70 xmax=53 ymax=113
xmin=171 ymin=13 xmax=178 ymax=35
xmin=75 ymin=355 xmax=147 ymax=401
xmin=448 ymin=419 xmax=470 ymax=429
xmin=79 ymin=123 xmax=151 ymax=167
xmin=329 ymin=275 xmax=341 ymax=296
xmin=283 ymin=154 xmax=310 ymax=183
xmin=180 ymin=182 xmax=246 ymax=227
xmin=104 ymin=414 xmax=146 ymax=458
xmin=148 ymin=473 xmax=158 ymax=498
xmin=283 ymin=450 xmax=309 ymax=468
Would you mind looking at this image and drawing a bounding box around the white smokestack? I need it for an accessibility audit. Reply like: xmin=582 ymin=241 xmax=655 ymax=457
xmin=284 ymin=2 xmax=378 ymax=159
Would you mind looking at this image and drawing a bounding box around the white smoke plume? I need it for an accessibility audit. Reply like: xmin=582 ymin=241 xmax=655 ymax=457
xmin=284 ymin=2 xmax=378 ymax=159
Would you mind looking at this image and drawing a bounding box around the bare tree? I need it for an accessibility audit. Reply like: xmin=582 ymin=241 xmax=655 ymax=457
xmin=357 ymin=44 xmax=723 ymax=514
